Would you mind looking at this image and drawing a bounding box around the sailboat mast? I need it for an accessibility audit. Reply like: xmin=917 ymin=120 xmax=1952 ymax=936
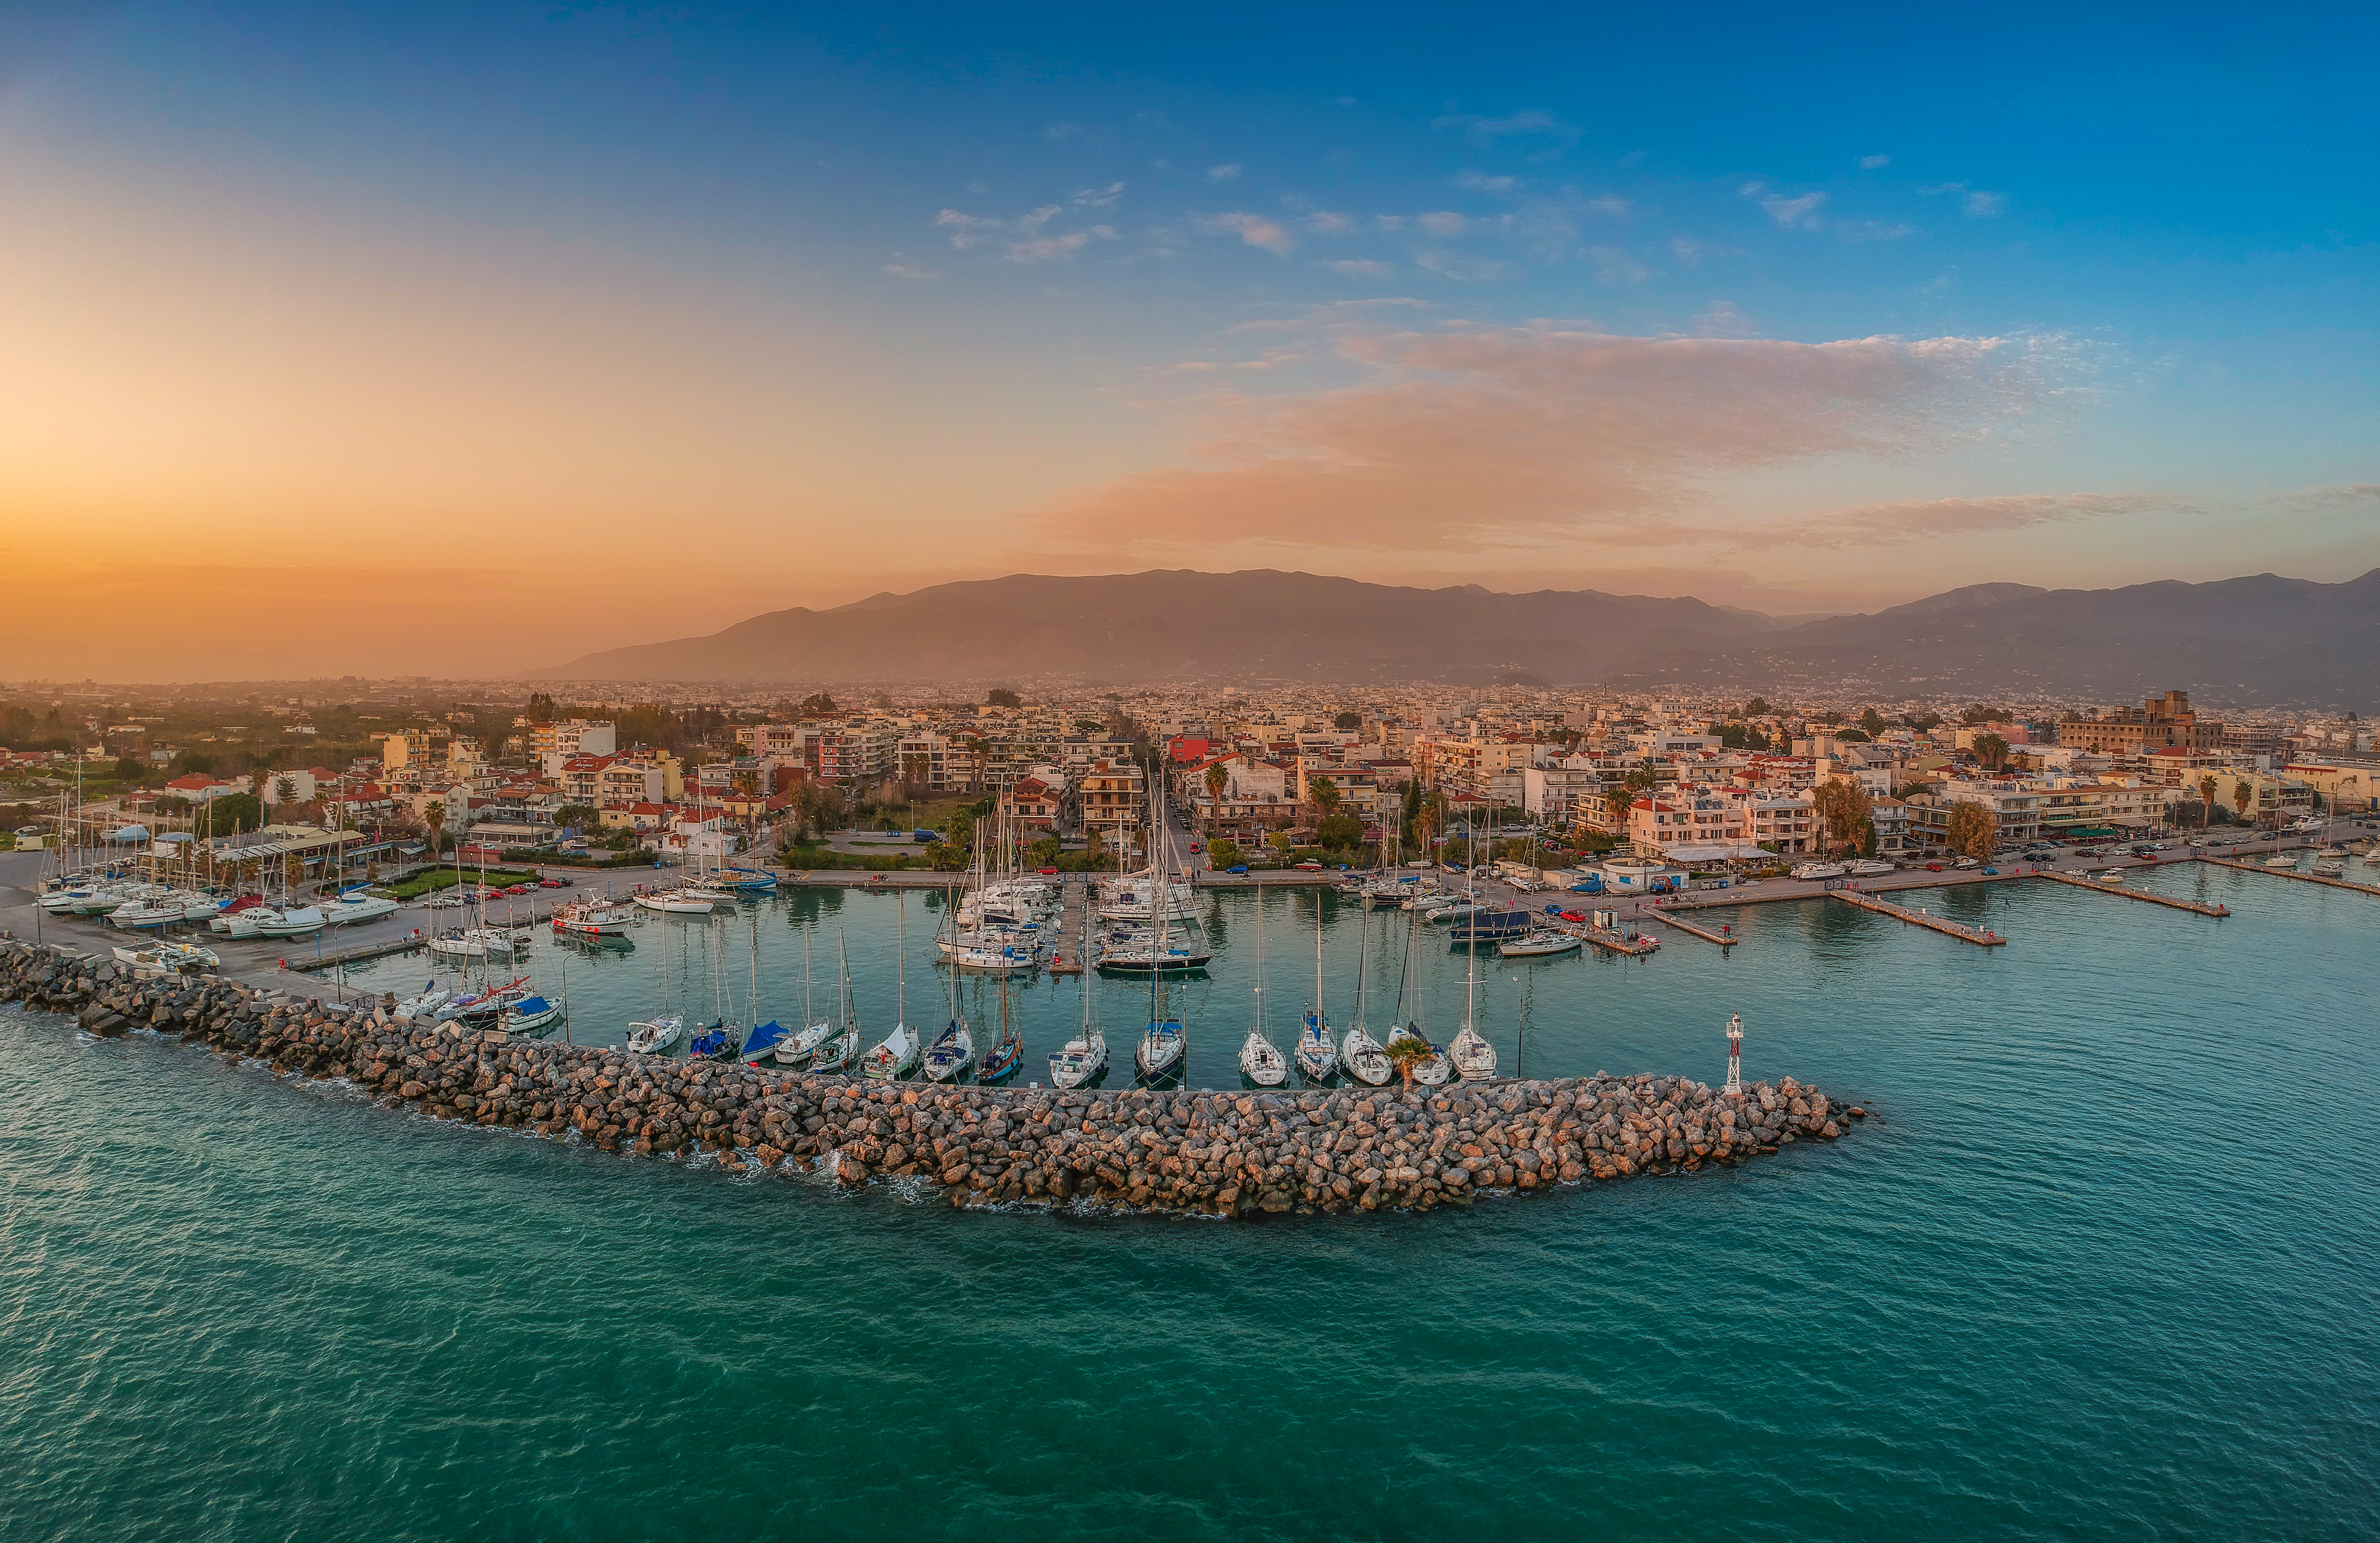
xmin=895 ymin=889 xmax=907 ymax=1026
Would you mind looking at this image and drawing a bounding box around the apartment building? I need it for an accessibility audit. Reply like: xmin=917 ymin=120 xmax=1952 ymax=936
xmin=2058 ymin=690 xmax=2226 ymax=756
xmin=1077 ymin=759 xmax=1146 ymax=844
xmin=531 ymin=719 xmax=617 ymax=773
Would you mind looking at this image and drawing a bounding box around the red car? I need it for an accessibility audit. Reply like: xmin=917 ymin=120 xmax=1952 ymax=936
xmin=1925 ymin=862 xmax=1945 ymax=872
xmin=539 ymin=878 xmax=564 ymax=888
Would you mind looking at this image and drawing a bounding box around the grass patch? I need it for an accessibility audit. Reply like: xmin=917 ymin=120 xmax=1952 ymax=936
xmin=380 ymin=867 xmax=545 ymax=900
xmin=777 ymin=844 xmax=939 ymax=872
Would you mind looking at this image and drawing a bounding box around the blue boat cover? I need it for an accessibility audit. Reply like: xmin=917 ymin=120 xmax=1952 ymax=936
xmin=511 ymin=996 xmax=551 ymax=1013
xmin=744 ymin=1020 xmax=787 ymax=1053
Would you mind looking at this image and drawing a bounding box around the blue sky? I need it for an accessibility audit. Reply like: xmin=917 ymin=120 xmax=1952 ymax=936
xmin=2 ymin=1 xmax=2374 ymax=674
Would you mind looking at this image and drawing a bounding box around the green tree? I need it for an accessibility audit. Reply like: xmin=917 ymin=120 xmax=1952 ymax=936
xmin=554 ymin=803 xmax=601 ymax=830
xmin=2198 ymin=774 xmax=2218 ymax=828
xmin=1945 ymin=800 xmax=1997 ymax=860
xmin=1961 ymin=704 xmax=2011 ymax=725
xmin=525 ymin=693 xmax=558 ymax=722
xmin=1904 ymin=711 xmax=1944 ymax=732
xmin=2232 ymin=780 xmax=2254 ymax=821
xmin=112 ymin=757 xmax=145 ymax=783
xmin=1742 ymin=697 xmax=1772 ymax=718
xmin=1859 ymin=708 xmax=1887 ymax=737
xmin=203 ymin=793 xmax=263 ymax=837
xmin=1204 ymin=762 xmax=1229 ymax=829
xmin=1317 ymin=812 xmax=1363 ymax=850
xmin=424 ymin=800 xmax=447 ymax=854
xmin=1972 ymin=733 xmax=2011 ymax=772
xmin=1384 ymin=1035 xmax=1435 ymax=1090
xmin=798 ymin=693 xmax=837 ymax=717
xmin=1332 ymin=711 xmax=1362 ymax=731
xmin=986 ymin=687 xmax=1022 ymax=709
xmin=1310 ymin=777 xmax=1342 ymax=817
xmin=1813 ymin=779 xmax=1874 ymax=853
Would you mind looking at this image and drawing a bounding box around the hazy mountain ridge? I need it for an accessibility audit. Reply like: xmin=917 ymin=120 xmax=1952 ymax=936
xmin=533 ymin=567 xmax=2380 ymax=704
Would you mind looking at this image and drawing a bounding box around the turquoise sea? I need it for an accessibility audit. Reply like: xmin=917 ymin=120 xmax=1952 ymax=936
xmin=5 ymin=864 xmax=2376 ymax=1540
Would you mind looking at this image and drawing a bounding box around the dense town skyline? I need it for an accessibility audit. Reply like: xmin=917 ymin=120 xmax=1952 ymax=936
xmin=4 ymin=2 xmax=2374 ymax=681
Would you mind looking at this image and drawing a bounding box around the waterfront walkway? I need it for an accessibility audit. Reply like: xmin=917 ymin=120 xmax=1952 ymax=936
xmin=1830 ymin=889 xmax=2007 ymax=945
xmin=2035 ymin=870 xmax=2229 ymax=916
xmin=2196 ymin=855 xmax=2380 ymax=898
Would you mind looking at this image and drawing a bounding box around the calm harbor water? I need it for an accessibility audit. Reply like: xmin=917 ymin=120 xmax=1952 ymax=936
xmin=5 ymin=863 xmax=2376 ymax=1540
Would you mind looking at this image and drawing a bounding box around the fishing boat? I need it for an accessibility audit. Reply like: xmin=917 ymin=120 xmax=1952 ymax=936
xmin=1238 ymin=884 xmax=1286 ymax=1086
xmin=717 ymin=868 xmax=779 ymax=895
xmin=626 ymin=1014 xmax=688 ymax=1054
xmin=1049 ymin=896 xmax=1107 ymax=1089
xmin=500 ymin=994 xmax=565 ymax=1037
xmin=552 ymin=901 xmax=633 ymax=939
xmin=1498 ymin=929 xmax=1581 ymax=958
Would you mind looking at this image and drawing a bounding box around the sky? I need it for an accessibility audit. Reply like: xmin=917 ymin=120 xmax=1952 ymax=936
xmin=2 ymin=1 xmax=2375 ymax=681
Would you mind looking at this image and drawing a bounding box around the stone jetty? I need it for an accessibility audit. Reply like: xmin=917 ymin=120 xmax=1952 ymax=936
xmin=0 ymin=938 xmax=1857 ymax=1216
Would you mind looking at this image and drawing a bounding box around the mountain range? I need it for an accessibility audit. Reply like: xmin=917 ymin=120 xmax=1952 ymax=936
xmin=534 ymin=568 xmax=2380 ymax=706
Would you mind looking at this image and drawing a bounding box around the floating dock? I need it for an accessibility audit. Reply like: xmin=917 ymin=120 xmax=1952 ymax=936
xmin=1561 ymin=924 xmax=1659 ymax=956
xmin=290 ymin=931 xmax=433 ymax=972
xmin=2196 ymin=855 xmax=2380 ymax=898
xmin=2034 ymin=870 xmax=2229 ymax=916
xmin=1830 ymin=889 xmax=2007 ymax=945
xmin=1646 ymin=908 xmax=1738 ymax=946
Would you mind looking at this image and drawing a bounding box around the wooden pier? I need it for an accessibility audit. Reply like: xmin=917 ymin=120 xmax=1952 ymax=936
xmin=1646 ymin=908 xmax=1738 ymax=946
xmin=2034 ymin=870 xmax=2229 ymax=916
xmin=1564 ymin=924 xmax=1659 ymax=956
xmin=2197 ymin=855 xmax=2380 ymax=898
xmin=290 ymin=931 xmax=433 ymax=972
xmin=1830 ymin=889 xmax=2007 ymax=945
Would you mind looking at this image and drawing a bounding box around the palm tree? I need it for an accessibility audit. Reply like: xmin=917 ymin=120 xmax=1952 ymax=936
xmin=1204 ymin=761 xmax=1229 ymax=832
xmin=2232 ymin=780 xmax=2254 ymax=823
xmin=1384 ymin=1035 xmax=1434 ymax=1090
xmin=2199 ymin=774 xmax=2219 ymax=828
xmin=424 ymin=800 xmax=446 ymax=856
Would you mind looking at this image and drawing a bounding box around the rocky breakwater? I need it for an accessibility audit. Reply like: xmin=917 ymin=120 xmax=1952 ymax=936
xmin=0 ymin=938 xmax=1861 ymax=1216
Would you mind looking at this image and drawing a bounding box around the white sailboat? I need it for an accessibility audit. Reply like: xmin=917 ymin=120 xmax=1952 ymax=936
xmin=1294 ymin=887 xmax=1341 ymax=1083
xmin=626 ymin=897 xmax=685 ymax=1053
xmin=1238 ymin=881 xmax=1287 ymax=1086
xmin=921 ymin=898 xmax=977 ymax=1081
xmin=1049 ymin=893 xmax=1107 ymax=1089
xmin=1132 ymin=794 xmax=1188 ymax=1083
xmin=775 ymin=925 xmax=837 ymax=1066
xmin=1448 ymin=903 xmax=1498 ymax=1081
xmin=809 ymin=930 xmax=863 ymax=1074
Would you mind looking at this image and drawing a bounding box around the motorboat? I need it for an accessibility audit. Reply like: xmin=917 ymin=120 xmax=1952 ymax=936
xmin=716 ymin=869 xmax=779 ymax=894
xmin=1095 ymin=936 xmax=1214 ymax=973
xmin=634 ymin=888 xmax=721 ymax=915
xmin=1845 ymin=859 xmax=1894 ymax=877
xmin=392 ymin=983 xmax=451 ymax=1019
xmin=1339 ymin=1024 xmax=1392 ymax=1087
xmin=2264 ymin=854 xmax=2297 ymax=868
xmin=1498 ymin=930 xmax=1582 ymax=958
xmin=626 ymin=1015 xmax=688 ymax=1055
xmin=112 ymin=940 xmax=220 ymax=972
xmin=860 ymin=1022 xmax=920 ymax=1081
xmin=209 ymin=895 xmax=267 ymax=931
xmin=437 ymin=979 xmax=531 ymax=1023
xmin=1427 ymin=903 xmax=1487 ymax=926
xmin=500 ymin=995 xmax=565 ymax=1037
xmin=2312 ymin=860 xmax=2346 ymax=878
xmin=920 ymin=1020 xmax=977 ymax=1082
xmin=251 ymin=904 xmax=326 ymax=938
xmin=2099 ymin=869 xmax=2127 ymax=883
xmin=808 ymin=1025 xmax=859 ymax=1074
xmin=427 ymin=927 xmax=516 ymax=960
xmin=323 ymin=890 xmax=399 ymax=926
xmin=108 ymin=896 xmax=193 ymax=931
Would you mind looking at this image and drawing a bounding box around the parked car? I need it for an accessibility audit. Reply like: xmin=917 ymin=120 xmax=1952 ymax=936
xmin=1227 ymin=865 xmax=1249 ymax=875
xmin=1981 ymin=866 xmax=1999 ymax=875
xmin=1188 ymin=841 xmax=1202 ymax=854
xmin=1926 ymin=862 xmax=1945 ymax=872
xmin=1295 ymin=860 xmax=1323 ymax=870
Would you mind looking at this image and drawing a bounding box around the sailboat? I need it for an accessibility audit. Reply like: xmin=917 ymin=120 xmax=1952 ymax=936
xmin=1339 ymin=903 xmax=1396 ymax=1087
xmin=808 ymin=929 xmax=862 ymax=1074
xmin=1049 ymin=890 xmax=1107 ymax=1089
xmin=1293 ymin=888 xmax=1339 ymax=1083
xmin=861 ymin=893 xmax=920 ymax=1080
xmin=1447 ymin=893 xmax=1498 ymax=1082
xmin=1238 ymin=881 xmax=1287 ymax=1086
xmin=1383 ymin=866 xmax=1452 ymax=1086
xmin=626 ymin=896 xmax=686 ymax=1053
xmin=976 ymin=965 xmax=1023 ymax=1083
xmin=1132 ymin=792 xmax=1188 ymax=1083
xmin=922 ymin=902 xmax=978 ymax=1082
xmin=775 ymin=925 xmax=837 ymax=1066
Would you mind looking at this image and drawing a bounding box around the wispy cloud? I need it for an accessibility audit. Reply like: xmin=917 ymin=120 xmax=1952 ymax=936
xmin=1415 ymin=251 xmax=1508 ymax=281
xmin=2268 ymin=483 xmax=2380 ymax=512
xmin=1836 ymin=219 xmax=1918 ymax=244
xmin=1416 ymin=211 xmax=1468 ymax=236
xmin=1963 ymin=190 xmax=2007 ymax=217
xmin=1721 ymin=492 xmax=2183 ymax=549
xmin=1585 ymin=195 xmax=1634 ymax=219
xmin=1202 ymin=212 xmax=1295 ymax=254
xmin=1859 ymin=153 xmax=1891 ymax=169
xmin=1586 ymin=245 xmax=1650 ymax=284
xmin=1206 ymin=163 xmax=1242 ymax=183
xmin=882 ymin=262 xmax=938 ymax=280
xmin=1322 ymin=259 xmax=1394 ymax=279
xmin=1073 ymin=182 xmax=1126 ymax=208
xmin=1695 ymin=300 xmax=1757 ymax=337
xmin=1430 ymin=109 xmax=1583 ymax=153
xmin=1303 ymin=211 xmax=1358 ymax=235
xmin=1755 ymin=190 xmax=1828 ymax=231
xmin=1035 ymin=322 xmax=2086 ymax=553
xmin=1669 ymin=234 xmax=1736 ymax=267
xmin=1453 ymin=171 xmax=1520 ymax=195
xmin=936 ymin=200 xmax=1118 ymax=262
